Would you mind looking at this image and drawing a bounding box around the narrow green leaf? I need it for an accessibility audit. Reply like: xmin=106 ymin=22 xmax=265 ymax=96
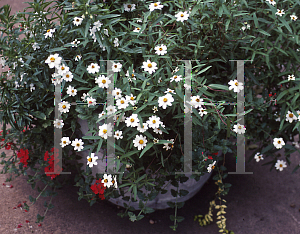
xmin=139 ymin=143 xmax=154 ymax=158
xmin=252 ymin=13 xmax=259 ymax=28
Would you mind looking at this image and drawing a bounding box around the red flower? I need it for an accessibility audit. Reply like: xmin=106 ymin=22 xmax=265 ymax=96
xmin=38 ymin=223 xmax=42 ymax=227
xmin=212 ymin=152 xmax=218 ymax=155
xmin=5 ymin=142 xmax=12 ymax=150
xmin=44 ymin=149 xmax=61 ymax=180
xmin=208 ymin=156 xmax=213 ymax=160
xmin=90 ymin=179 xmax=106 ymax=200
xmin=26 ymin=220 xmax=30 ymax=223
xmin=17 ymin=224 xmax=22 ymax=228
xmin=17 ymin=203 xmax=22 ymax=208
xmin=17 ymin=148 xmax=29 ymax=167
xmin=24 ymin=210 xmax=28 ymax=212
xmin=269 ymin=93 xmax=272 ymax=97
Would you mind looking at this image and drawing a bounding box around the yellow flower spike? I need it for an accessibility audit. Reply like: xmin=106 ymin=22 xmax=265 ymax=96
xmin=221 ymin=205 xmax=227 ymax=208
xmin=217 ymin=211 xmax=222 ymax=216
xmin=202 ymin=220 xmax=206 ymax=226
xmin=215 ymin=205 xmax=220 ymax=209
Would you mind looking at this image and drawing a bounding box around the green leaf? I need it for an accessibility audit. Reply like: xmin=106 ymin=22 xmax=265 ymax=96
xmin=278 ymin=17 xmax=292 ymax=34
xmin=144 ymin=206 xmax=155 ymax=214
xmin=171 ymin=189 xmax=177 ymax=197
xmin=176 ymin=216 xmax=185 ymax=223
xmin=252 ymin=13 xmax=259 ymax=28
xmin=208 ymin=84 xmax=229 ymax=91
xmin=167 ymin=201 xmax=175 ymax=208
xmin=133 ymin=185 xmax=137 ymax=201
xmin=274 ymin=46 xmax=288 ymax=56
xmin=32 ymin=111 xmax=46 ymax=120
xmin=139 ymin=143 xmax=154 ymax=158
xmin=256 ymin=28 xmax=271 ymax=37
xmin=179 ymin=189 xmax=189 ymax=197
xmin=276 ymin=89 xmax=288 ymax=102
xmin=47 ymin=47 xmax=67 ymax=53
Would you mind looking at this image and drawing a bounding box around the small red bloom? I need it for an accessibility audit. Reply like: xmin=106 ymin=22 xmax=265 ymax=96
xmin=38 ymin=223 xmax=42 ymax=227
xmin=26 ymin=220 xmax=30 ymax=223
xmin=208 ymin=156 xmax=213 ymax=160
xmin=17 ymin=203 xmax=22 ymax=208
xmin=17 ymin=224 xmax=22 ymax=228
xmin=24 ymin=210 xmax=28 ymax=212
xmin=3 ymin=183 xmax=6 ymax=186
xmin=269 ymin=93 xmax=272 ymax=97
xmin=13 ymin=207 xmax=16 ymax=210
xmin=10 ymin=185 xmax=13 ymax=188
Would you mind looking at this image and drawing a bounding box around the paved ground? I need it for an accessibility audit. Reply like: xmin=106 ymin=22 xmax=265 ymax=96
xmin=0 ymin=1 xmax=300 ymax=234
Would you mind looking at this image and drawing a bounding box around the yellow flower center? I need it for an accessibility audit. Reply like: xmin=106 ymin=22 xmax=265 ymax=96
xmin=76 ymin=19 xmax=79 ymax=22
xmin=131 ymin=73 xmax=135 ymax=77
xmin=196 ymin=98 xmax=200 ymax=102
xmin=121 ymin=100 xmax=124 ymax=104
xmin=128 ymin=4 xmax=131 ymax=8
xmin=279 ymin=10 xmax=281 ymax=13
xmin=116 ymin=92 xmax=119 ymax=95
xmin=139 ymin=139 xmax=144 ymax=144
xmin=63 ymin=141 xmax=66 ymax=144
xmin=66 ymin=74 xmax=70 ymax=78
xmin=61 ymin=67 xmax=65 ymax=70
xmin=137 ymin=28 xmax=140 ymax=30
xmin=238 ymin=126 xmax=242 ymax=129
xmin=130 ymin=118 xmax=135 ymax=122
xmin=152 ymin=120 xmax=156 ymax=123
xmin=71 ymin=90 xmax=74 ymax=93
xmin=102 ymin=80 xmax=106 ymax=84
xmin=159 ymin=47 xmax=163 ymax=51
xmin=92 ymin=65 xmax=95 ymax=68
xmin=279 ymin=164 xmax=283 ymax=167
xmin=130 ymin=97 xmax=134 ymax=100
xmin=104 ymin=179 xmax=108 ymax=183
xmin=114 ymin=65 xmax=117 ymax=68
xmin=148 ymin=63 xmax=152 ymax=68
xmin=235 ymin=82 xmax=239 ymax=86
xmin=181 ymin=14 xmax=184 ymax=17
xmin=112 ymin=180 xmax=115 ymax=184
xmin=47 ymin=29 xmax=51 ymax=33
xmin=278 ymin=141 xmax=281 ymax=144
xmin=154 ymin=3 xmax=158 ymax=6
xmin=88 ymin=158 xmax=92 ymax=162
xmin=89 ymin=101 xmax=92 ymax=104
xmin=289 ymin=113 xmax=293 ymax=118
xmin=163 ymin=98 xmax=168 ymax=102
xmin=103 ymin=129 xmax=107 ymax=134
xmin=50 ymin=57 xmax=55 ymax=62
xmin=57 ymin=122 xmax=61 ymax=125
xmin=211 ymin=165 xmax=215 ymax=169
xmin=62 ymin=105 xmax=66 ymax=109
xmin=174 ymin=76 xmax=177 ymax=79
xmin=76 ymin=143 xmax=80 ymax=147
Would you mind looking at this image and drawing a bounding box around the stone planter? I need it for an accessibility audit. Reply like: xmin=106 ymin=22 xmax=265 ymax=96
xmin=75 ymin=118 xmax=222 ymax=210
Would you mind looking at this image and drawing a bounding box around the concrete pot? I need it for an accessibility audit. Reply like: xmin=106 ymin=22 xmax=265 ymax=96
xmin=75 ymin=117 xmax=222 ymax=210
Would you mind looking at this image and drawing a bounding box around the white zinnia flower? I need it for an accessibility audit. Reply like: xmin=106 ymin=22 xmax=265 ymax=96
xmin=87 ymin=63 xmax=100 ymax=74
xmin=75 ymin=55 xmax=82 ymax=61
xmin=146 ymin=115 xmax=163 ymax=129
xmin=87 ymin=153 xmax=98 ymax=168
xmin=58 ymin=101 xmax=71 ymax=114
xmin=149 ymin=2 xmax=164 ymax=12
xmin=175 ymin=11 xmax=190 ymax=22
xmin=45 ymin=54 xmax=62 ymax=69
xmin=266 ymin=0 xmax=276 ymax=6
xmin=95 ymin=75 xmax=111 ymax=89
xmin=98 ymin=123 xmax=113 ymax=139
xmin=198 ymin=107 xmax=208 ymax=117
xmin=207 ymin=161 xmax=216 ymax=173
xmin=285 ymin=110 xmax=298 ymax=123
xmin=273 ymin=137 xmax=285 ymax=149
xmin=233 ymin=123 xmax=246 ymax=134
xmin=112 ymin=62 xmax=122 ymax=72
xmin=86 ymin=97 xmax=97 ymax=107
xmin=60 ymin=137 xmax=71 ymax=148
xmin=125 ymin=113 xmax=140 ymax=128
xmin=54 ymin=119 xmax=64 ymax=129
xmin=137 ymin=122 xmax=149 ymax=133
xmin=190 ymin=95 xmax=204 ymax=109
xmin=163 ymin=139 xmax=174 ymax=151
xmin=254 ymin=152 xmax=264 ymax=162
xmin=56 ymin=64 xmax=70 ymax=76
xmin=114 ymin=38 xmax=119 ymax=47
xmin=154 ymin=44 xmax=167 ymax=55
xmin=71 ymin=39 xmax=80 ymax=47
xmin=102 ymin=174 xmax=113 ymax=188
xmin=29 ymin=83 xmax=35 ymax=92
xmin=142 ymin=60 xmax=158 ymax=74
xmin=228 ymin=79 xmax=244 ymax=93
xmin=133 ymin=27 xmax=141 ymax=33
xmin=71 ymin=138 xmax=84 ymax=151
xmin=125 ymin=94 xmax=137 ymax=106
xmin=124 ymin=3 xmax=136 ymax=12
xmin=165 ymin=88 xmax=175 ymax=94
xmin=44 ymin=28 xmax=55 ymax=39
xmin=93 ymin=20 xmax=103 ymax=31
xmin=275 ymin=160 xmax=287 ymax=171
xmin=290 ymin=14 xmax=298 ymax=21
xmin=73 ymin=17 xmax=83 ymax=26
xmin=112 ymin=88 xmax=122 ymax=99
xmin=32 ymin=42 xmax=40 ymax=51
xmin=158 ymin=93 xmax=174 ymax=109
xmin=133 ymin=134 xmax=148 ymax=150
xmin=66 ymin=85 xmax=77 ymax=97
xmin=170 ymin=75 xmax=183 ymax=82
xmin=288 ymin=74 xmax=295 ymax=81
xmin=105 ymin=105 xmax=117 ymax=116
xmin=62 ymin=71 xmax=73 ymax=82
xmin=114 ymin=130 xmax=123 ymax=140
xmin=116 ymin=97 xmax=129 ymax=109
xmin=275 ymin=9 xmax=285 ymax=17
